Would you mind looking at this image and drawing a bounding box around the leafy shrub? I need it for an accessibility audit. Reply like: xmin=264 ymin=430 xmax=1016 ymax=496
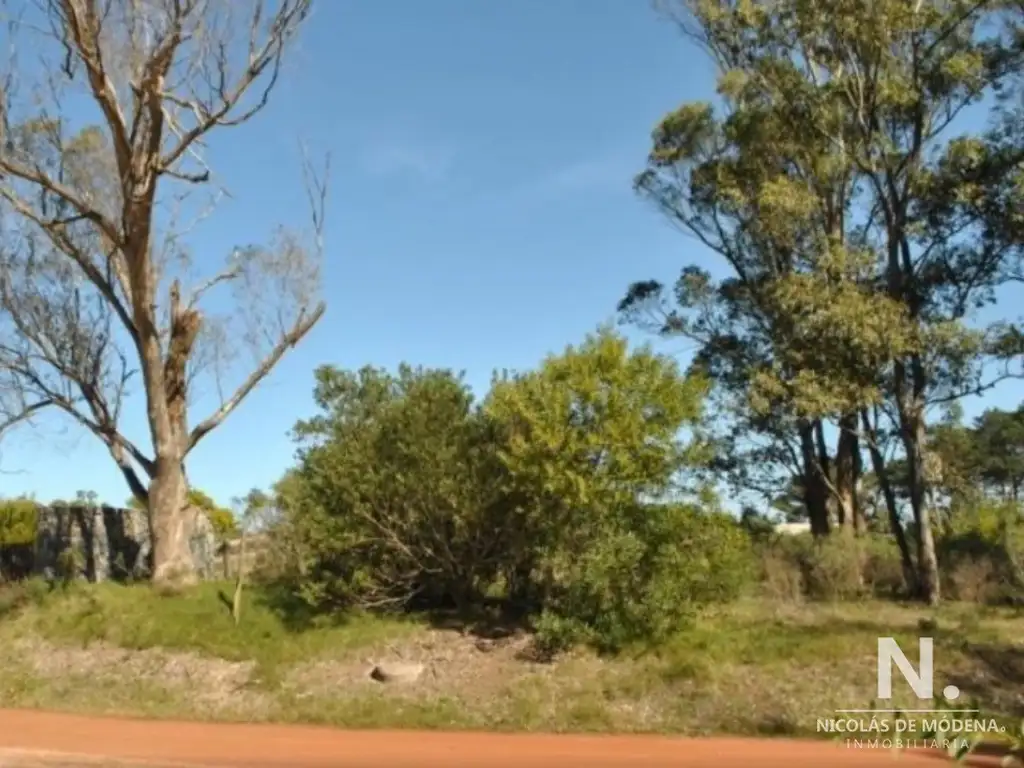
xmin=484 ymin=331 xmax=744 ymax=650
xmin=0 ymin=498 xmax=38 ymax=582
xmin=757 ymin=531 xmax=924 ymax=602
xmin=946 ymin=557 xmax=998 ymax=603
xmin=279 ymin=329 xmax=748 ymax=653
xmin=803 ymin=534 xmax=867 ymax=601
xmin=282 ymin=363 xmax=508 ymax=612
xmin=0 ymin=497 xmax=38 ymax=547
xmin=762 ymin=532 xmax=873 ymax=601
xmin=938 ymin=500 xmax=1024 ymax=604
xmin=860 ymin=535 xmax=908 ymax=598
xmin=531 ymin=504 xmax=755 ymax=653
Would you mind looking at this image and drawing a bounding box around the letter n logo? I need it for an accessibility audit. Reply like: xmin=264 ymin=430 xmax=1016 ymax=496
xmin=877 ymin=637 xmax=933 ymax=699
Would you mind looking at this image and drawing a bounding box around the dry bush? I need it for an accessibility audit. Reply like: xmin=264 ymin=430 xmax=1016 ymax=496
xmin=759 ymin=550 xmax=804 ymax=602
xmin=861 ymin=537 xmax=908 ymax=598
xmin=946 ymin=557 xmax=999 ymax=604
xmin=802 ymin=535 xmax=866 ymax=602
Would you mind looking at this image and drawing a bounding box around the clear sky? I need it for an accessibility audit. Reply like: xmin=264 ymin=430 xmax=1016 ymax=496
xmin=1 ymin=1 xmax=1019 ymax=509
xmin=1 ymin=0 xmax=719 ymax=507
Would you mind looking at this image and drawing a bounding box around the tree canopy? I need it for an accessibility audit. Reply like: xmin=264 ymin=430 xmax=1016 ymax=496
xmin=621 ymin=0 xmax=1024 ymax=603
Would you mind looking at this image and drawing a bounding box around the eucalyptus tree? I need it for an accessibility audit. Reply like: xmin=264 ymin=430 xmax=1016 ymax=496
xmin=0 ymin=0 xmax=326 ymax=586
xmin=625 ymin=0 xmax=1024 ymax=602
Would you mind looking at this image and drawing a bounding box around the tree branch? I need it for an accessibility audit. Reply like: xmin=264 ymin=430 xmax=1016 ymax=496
xmin=0 ymin=188 xmax=138 ymax=345
xmin=0 ymin=398 xmax=53 ymax=436
xmin=188 ymin=264 xmax=243 ymax=310
xmin=158 ymin=0 xmax=312 ymax=175
xmin=187 ymin=301 xmax=325 ymax=453
xmin=54 ymin=0 xmax=134 ymax=185
xmin=0 ymin=155 xmax=122 ymax=247
xmin=2 ymin=355 xmax=155 ymax=477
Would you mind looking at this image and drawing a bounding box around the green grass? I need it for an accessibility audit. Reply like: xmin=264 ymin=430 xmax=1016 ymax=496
xmin=6 ymin=579 xmax=419 ymax=685
xmin=0 ymin=579 xmax=1021 ymax=737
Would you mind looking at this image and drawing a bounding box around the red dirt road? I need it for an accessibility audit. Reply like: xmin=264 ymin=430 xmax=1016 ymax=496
xmin=0 ymin=709 xmax=1003 ymax=767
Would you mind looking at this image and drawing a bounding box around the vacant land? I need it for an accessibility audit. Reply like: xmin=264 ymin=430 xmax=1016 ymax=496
xmin=0 ymin=580 xmax=1021 ymax=738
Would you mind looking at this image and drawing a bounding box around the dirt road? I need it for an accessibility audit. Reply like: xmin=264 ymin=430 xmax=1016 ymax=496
xmin=0 ymin=709 xmax=1004 ymax=767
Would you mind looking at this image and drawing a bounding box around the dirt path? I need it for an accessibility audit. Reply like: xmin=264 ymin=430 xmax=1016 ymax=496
xmin=0 ymin=709 xmax=1002 ymax=767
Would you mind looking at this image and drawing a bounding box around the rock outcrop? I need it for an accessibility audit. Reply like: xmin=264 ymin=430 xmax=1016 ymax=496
xmin=369 ymin=662 xmax=425 ymax=684
xmin=32 ymin=503 xmax=217 ymax=583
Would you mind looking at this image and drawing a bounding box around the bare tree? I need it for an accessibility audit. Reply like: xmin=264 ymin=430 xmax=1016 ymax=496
xmin=0 ymin=0 xmax=326 ymax=586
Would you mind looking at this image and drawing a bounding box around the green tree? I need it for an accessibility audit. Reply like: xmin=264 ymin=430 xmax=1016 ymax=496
xmin=285 ymin=364 xmax=507 ymax=612
xmin=619 ymin=15 xmax=915 ymax=543
xmin=971 ymin=407 xmax=1024 ymax=501
xmin=625 ymin=0 xmax=1024 ymax=604
xmin=0 ymin=497 xmax=38 ymax=581
xmin=484 ymin=329 xmax=749 ymax=650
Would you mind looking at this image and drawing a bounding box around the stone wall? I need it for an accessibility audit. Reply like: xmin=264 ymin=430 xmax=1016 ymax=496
xmin=29 ymin=504 xmax=218 ymax=583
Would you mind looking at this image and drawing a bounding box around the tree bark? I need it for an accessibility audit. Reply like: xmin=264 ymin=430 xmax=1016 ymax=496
xmin=862 ymin=408 xmax=917 ymax=593
xmin=147 ymin=458 xmax=196 ymax=586
xmin=835 ymin=412 xmax=860 ymax=533
xmin=902 ymin=402 xmax=941 ymax=605
xmin=814 ymin=419 xmax=837 ymax=529
xmin=800 ymin=419 xmax=831 ymax=536
xmin=142 ymin=282 xmax=203 ymax=586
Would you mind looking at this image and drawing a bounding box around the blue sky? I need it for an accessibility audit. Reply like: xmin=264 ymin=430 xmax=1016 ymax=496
xmin=1 ymin=1 xmax=1020 ymax=509
xmin=2 ymin=0 xmax=719 ymax=507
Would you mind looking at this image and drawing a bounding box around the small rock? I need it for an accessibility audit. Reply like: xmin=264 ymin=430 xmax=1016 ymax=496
xmin=369 ymin=661 xmax=424 ymax=684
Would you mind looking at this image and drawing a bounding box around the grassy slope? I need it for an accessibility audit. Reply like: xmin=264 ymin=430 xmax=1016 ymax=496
xmin=0 ymin=579 xmax=1021 ymax=736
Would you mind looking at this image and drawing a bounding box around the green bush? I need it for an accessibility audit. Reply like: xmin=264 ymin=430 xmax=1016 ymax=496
xmin=937 ymin=500 xmax=1024 ymax=604
xmin=281 ymin=363 xmax=508 ymax=612
xmin=0 ymin=498 xmax=38 ymax=547
xmin=532 ymin=504 xmax=755 ymax=653
xmin=946 ymin=557 xmax=999 ymax=603
xmin=758 ymin=547 xmax=805 ymax=602
xmin=278 ymin=329 xmax=747 ymax=653
xmin=803 ymin=534 xmax=867 ymax=601
xmin=484 ymin=330 xmax=740 ymax=651
xmin=0 ymin=498 xmax=38 ymax=582
xmin=860 ymin=535 xmax=907 ymax=598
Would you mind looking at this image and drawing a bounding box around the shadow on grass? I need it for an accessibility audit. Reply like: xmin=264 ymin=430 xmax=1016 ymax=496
xmin=248 ymin=581 xmax=346 ymax=633
xmin=423 ymin=597 xmax=532 ymax=639
xmin=947 ymin=642 xmax=1024 ymax=718
xmin=254 ymin=577 xmax=536 ymax=639
xmin=216 ymin=588 xmax=234 ymax=617
xmin=752 ymin=715 xmax=802 ymax=737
